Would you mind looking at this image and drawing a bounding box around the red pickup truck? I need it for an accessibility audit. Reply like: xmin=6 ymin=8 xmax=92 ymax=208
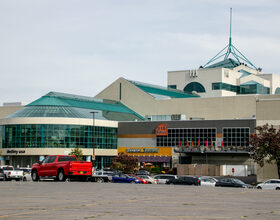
xmin=31 ymin=155 xmax=92 ymax=181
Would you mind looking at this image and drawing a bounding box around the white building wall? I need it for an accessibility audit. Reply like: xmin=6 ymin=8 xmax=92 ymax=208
xmin=259 ymin=74 xmax=280 ymax=94
xmin=168 ymin=65 xmax=280 ymax=98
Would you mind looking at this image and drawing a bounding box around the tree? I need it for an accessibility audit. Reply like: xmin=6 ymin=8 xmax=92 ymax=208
xmin=249 ymin=124 xmax=280 ymax=178
xmin=111 ymin=153 xmax=138 ymax=173
xmin=69 ymin=147 xmax=83 ymax=161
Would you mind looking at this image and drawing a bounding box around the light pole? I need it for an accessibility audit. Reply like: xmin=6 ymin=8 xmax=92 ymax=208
xmin=90 ymin=111 xmax=98 ymax=167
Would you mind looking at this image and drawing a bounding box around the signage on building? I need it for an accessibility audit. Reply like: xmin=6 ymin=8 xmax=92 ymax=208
xmin=156 ymin=123 xmax=168 ymax=136
xmin=126 ymin=148 xmax=159 ymax=153
xmin=6 ymin=150 xmax=26 ymax=154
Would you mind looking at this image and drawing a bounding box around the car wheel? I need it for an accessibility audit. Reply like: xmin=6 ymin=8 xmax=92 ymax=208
xmin=130 ymin=181 xmax=136 ymax=184
xmin=276 ymin=187 xmax=280 ymax=190
xmin=97 ymin=178 xmax=104 ymax=183
xmin=32 ymin=170 xmax=39 ymax=182
xmin=257 ymin=186 xmax=262 ymax=189
xmin=57 ymin=169 xmax=65 ymax=182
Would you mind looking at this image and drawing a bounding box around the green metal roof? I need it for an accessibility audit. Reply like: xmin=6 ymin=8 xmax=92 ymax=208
xmin=206 ymin=58 xmax=240 ymax=69
xmin=128 ymin=80 xmax=199 ymax=99
xmin=6 ymin=91 xmax=144 ymax=121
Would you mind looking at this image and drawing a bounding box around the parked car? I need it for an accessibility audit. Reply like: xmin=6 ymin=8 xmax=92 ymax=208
xmin=199 ymin=176 xmax=218 ymax=187
xmin=215 ymin=178 xmax=252 ymax=188
xmin=15 ymin=167 xmax=32 ymax=181
xmin=153 ymin=174 xmax=177 ymax=184
xmin=92 ymin=171 xmax=113 ymax=183
xmin=0 ymin=165 xmax=24 ymax=181
xmin=136 ymin=170 xmax=150 ymax=175
xmin=257 ymin=179 xmax=280 ymax=190
xmin=128 ymin=174 xmax=148 ymax=184
xmin=0 ymin=168 xmax=5 ymax=181
xmin=166 ymin=175 xmax=201 ymax=186
xmin=138 ymin=175 xmax=158 ymax=184
xmin=31 ymin=155 xmax=92 ymax=181
xmin=112 ymin=173 xmax=141 ymax=184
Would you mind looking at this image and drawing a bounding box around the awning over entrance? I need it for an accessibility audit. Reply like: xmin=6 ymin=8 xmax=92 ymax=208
xmin=133 ymin=156 xmax=171 ymax=163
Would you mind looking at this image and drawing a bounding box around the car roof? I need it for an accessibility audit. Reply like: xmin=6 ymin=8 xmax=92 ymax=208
xmin=154 ymin=174 xmax=176 ymax=177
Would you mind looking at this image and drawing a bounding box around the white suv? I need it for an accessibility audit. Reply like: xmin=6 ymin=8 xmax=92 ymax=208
xmin=153 ymin=174 xmax=177 ymax=184
xmin=257 ymin=179 xmax=280 ymax=190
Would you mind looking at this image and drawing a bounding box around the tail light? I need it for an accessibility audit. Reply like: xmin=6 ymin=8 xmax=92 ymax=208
xmin=8 ymin=172 xmax=11 ymax=175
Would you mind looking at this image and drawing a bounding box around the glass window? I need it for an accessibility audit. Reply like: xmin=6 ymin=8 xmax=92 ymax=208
xmin=2 ymin=124 xmax=118 ymax=150
xmin=222 ymin=127 xmax=250 ymax=150
xmin=43 ymin=156 xmax=56 ymax=164
xmin=156 ymin=127 xmax=216 ymax=149
xmin=58 ymin=156 xmax=77 ymax=162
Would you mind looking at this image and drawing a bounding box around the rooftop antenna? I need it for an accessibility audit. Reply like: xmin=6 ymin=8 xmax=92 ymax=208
xmin=202 ymin=8 xmax=257 ymax=69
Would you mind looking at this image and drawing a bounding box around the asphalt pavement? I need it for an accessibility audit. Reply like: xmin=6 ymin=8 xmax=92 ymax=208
xmin=0 ymin=181 xmax=279 ymax=220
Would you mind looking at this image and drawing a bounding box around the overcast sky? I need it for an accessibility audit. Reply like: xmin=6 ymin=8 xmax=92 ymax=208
xmin=1 ymin=0 xmax=280 ymax=105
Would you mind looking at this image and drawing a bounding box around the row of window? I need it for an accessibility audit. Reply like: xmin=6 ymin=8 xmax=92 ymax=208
xmin=156 ymin=127 xmax=250 ymax=147
xmin=212 ymin=82 xmax=270 ymax=94
xmin=1 ymin=124 xmax=118 ymax=149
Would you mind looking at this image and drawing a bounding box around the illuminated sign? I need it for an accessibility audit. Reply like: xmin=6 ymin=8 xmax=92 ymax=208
xmin=156 ymin=123 xmax=168 ymax=136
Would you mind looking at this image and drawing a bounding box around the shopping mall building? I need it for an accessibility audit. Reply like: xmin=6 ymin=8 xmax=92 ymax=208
xmin=1 ymin=28 xmax=280 ymax=180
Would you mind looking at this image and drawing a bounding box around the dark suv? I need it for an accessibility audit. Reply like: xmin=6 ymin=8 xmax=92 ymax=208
xmin=166 ymin=175 xmax=201 ymax=186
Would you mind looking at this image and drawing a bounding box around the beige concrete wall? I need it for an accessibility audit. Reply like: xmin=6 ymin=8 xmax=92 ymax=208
xmin=256 ymin=162 xmax=279 ymax=182
xmin=259 ymin=74 xmax=280 ymax=94
xmin=0 ymin=106 xmax=23 ymax=119
xmin=96 ymin=77 xmax=157 ymax=117
xmin=154 ymin=96 xmax=256 ymax=120
xmin=177 ymin=164 xmax=220 ymax=176
xmin=256 ymin=95 xmax=280 ymax=126
xmin=96 ymin=78 xmax=258 ymax=120
xmin=0 ymin=117 xmax=118 ymax=128
xmin=239 ymin=74 xmax=270 ymax=87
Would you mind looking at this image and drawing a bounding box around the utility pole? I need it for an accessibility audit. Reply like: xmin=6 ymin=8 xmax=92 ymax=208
xmin=90 ymin=111 xmax=98 ymax=167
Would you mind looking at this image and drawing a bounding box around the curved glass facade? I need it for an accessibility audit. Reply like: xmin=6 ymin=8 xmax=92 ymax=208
xmin=275 ymin=87 xmax=280 ymax=94
xmin=1 ymin=124 xmax=117 ymax=149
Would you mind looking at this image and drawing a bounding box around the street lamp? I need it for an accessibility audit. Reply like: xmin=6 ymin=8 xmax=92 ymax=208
xmin=90 ymin=111 xmax=98 ymax=165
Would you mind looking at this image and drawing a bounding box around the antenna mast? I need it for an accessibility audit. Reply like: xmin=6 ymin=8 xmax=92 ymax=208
xmin=202 ymin=8 xmax=257 ymax=69
xmin=225 ymin=8 xmax=232 ymax=59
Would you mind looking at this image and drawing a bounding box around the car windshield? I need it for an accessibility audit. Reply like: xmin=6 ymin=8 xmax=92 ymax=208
xmin=166 ymin=176 xmax=175 ymax=180
xmin=2 ymin=167 xmax=13 ymax=171
xmin=233 ymin=179 xmax=245 ymax=184
xmin=139 ymin=176 xmax=148 ymax=179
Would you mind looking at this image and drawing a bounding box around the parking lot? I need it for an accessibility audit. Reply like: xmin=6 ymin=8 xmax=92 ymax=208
xmin=0 ymin=181 xmax=280 ymax=220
